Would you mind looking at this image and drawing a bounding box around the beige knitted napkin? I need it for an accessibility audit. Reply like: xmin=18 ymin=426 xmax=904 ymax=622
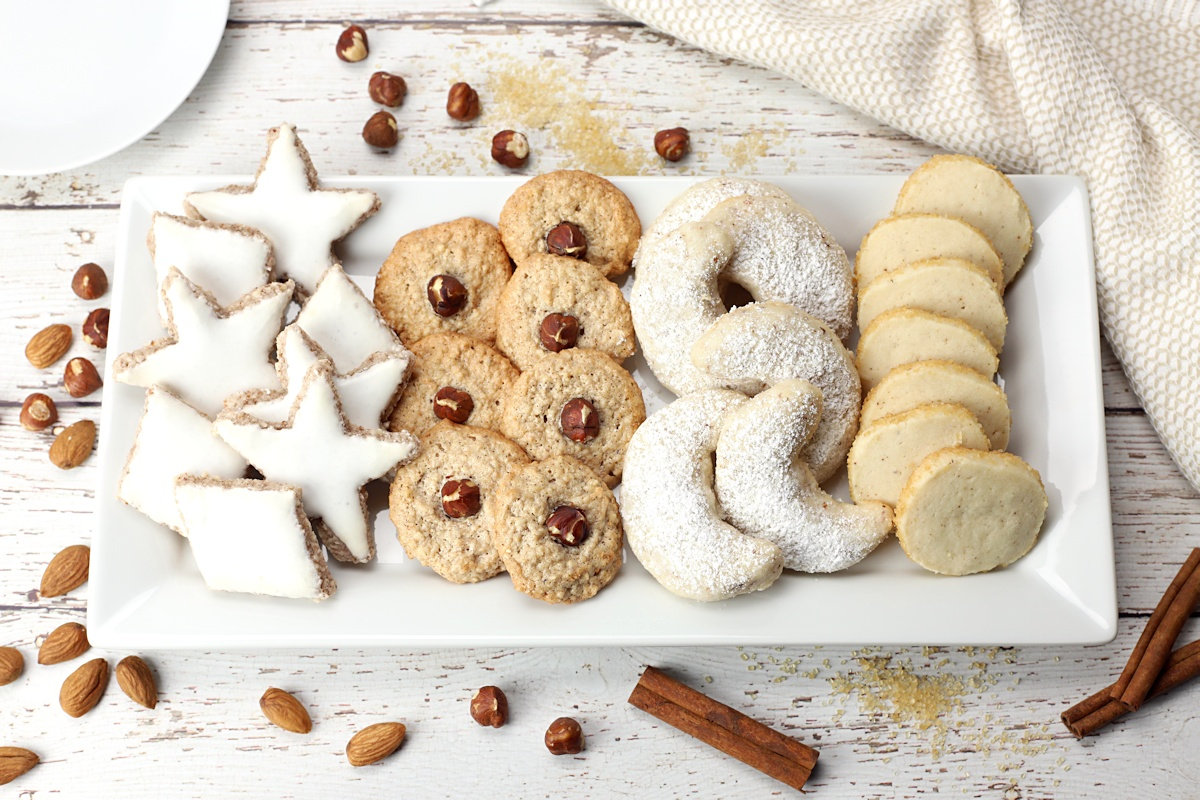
xmin=605 ymin=0 xmax=1200 ymax=492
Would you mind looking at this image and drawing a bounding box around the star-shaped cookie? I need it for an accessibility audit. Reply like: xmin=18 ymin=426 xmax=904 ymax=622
xmin=294 ymin=264 xmax=404 ymax=374
xmin=213 ymin=361 xmax=419 ymax=563
xmin=234 ymin=324 xmax=410 ymax=430
xmin=114 ymin=268 xmax=293 ymax=416
xmin=184 ymin=124 xmax=380 ymax=296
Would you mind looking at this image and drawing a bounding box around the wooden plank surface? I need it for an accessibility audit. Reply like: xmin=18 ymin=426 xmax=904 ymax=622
xmin=1 ymin=2 xmax=1197 ymax=797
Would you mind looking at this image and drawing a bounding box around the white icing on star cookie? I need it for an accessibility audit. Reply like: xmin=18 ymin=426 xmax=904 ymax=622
xmin=113 ymin=268 xmax=293 ymax=416
xmin=213 ymin=361 xmax=419 ymax=563
xmin=117 ymin=387 xmax=248 ymax=534
xmin=147 ymin=212 xmax=273 ymax=319
xmin=294 ymin=264 xmax=405 ymax=373
xmin=175 ymin=476 xmax=337 ymax=600
xmin=184 ymin=123 xmax=380 ymax=296
xmin=235 ymin=324 xmax=410 ymax=430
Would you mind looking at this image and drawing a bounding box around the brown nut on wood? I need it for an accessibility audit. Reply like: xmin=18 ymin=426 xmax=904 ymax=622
xmin=59 ymin=658 xmax=109 ymax=718
xmin=0 ymin=648 xmax=24 ymax=687
xmin=470 ymin=685 xmax=508 ymax=727
xmin=115 ymin=655 xmax=158 ymax=709
xmin=260 ymin=687 xmax=312 ymax=734
xmin=491 ymin=130 xmax=529 ymax=168
xmin=37 ymin=622 xmax=89 ymax=665
xmin=546 ymin=222 xmax=587 ymax=259
xmin=82 ymin=308 xmax=109 ymax=348
xmin=49 ymin=421 xmax=96 ymax=470
xmin=559 ymin=397 xmax=599 ymax=442
xmin=369 ymin=71 xmax=407 ymax=107
xmin=545 ymin=716 xmax=584 ymax=754
xmin=447 ymin=82 xmax=480 ymax=121
xmin=441 ymin=478 xmax=481 ymax=519
xmin=363 ymin=111 xmax=400 ymax=149
xmin=0 ymin=747 xmax=39 ymax=785
xmin=426 ymin=274 xmax=468 ymax=317
xmin=64 ymin=357 xmax=102 ymax=398
xmin=20 ymin=393 xmax=57 ymax=432
xmin=654 ymin=127 xmax=690 ymax=162
xmin=545 ymin=506 xmax=589 ymax=548
xmin=346 ymin=722 xmax=406 ymax=767
xmin=25 ymin=324 xmax=72 ymax=369
xmin=40 ymin=544 xmax=90 ymax=597
xmin=433 ymin=386 xmax=474 ymax=424
xmin=539 ymin=313 xmax=580 ymax=353
xmin=71 ymin=262 xmax=107 ymax=299
xmin=336 ymin=25 xmax=368 ymax=62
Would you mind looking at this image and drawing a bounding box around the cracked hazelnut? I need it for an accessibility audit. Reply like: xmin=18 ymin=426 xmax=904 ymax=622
xmin=545 ymin=222 xmax=587 ymax=259
xmin=368 ymin=71 xmax=407 ymax=107
xmin=539 ymin=313 xmax=580 ymax=353
xmin=64 ymin=357 xmax=102 ymax=398
xmin=491 ymin=130 xmax=529 ymax=168
xmin=559 ymin=397 xmax=599 ymax=442
xmin=470 ymin=685 xmax=508 ymax=727
xmin=20 ymin=393 xmax=58 ymax=432
xmin=441 ymin=478 xmax=481 ymax=519
xmin=71 ymin=263 xmax=107 ymax=300
xmin=545 ymin=506 xmax=589 ymax=548
xmin=544 ymin=716 xmax=584 ymax=754
xmin=362 ymin=111 xmax=399 ymax=149
xmin=82 ymin=308 xmax=109 ymax=348
xmin=433 ymin=386 xmax=474 ymax=423
xmin=654 ymin=127 xmax=690 ymax=162
xmin=336 ymin=25 xmax=368 ymax=62
xmin=426 ymin=274 xmax=468 ymax=317
xmin=446 ymin=82 xmax=480 ymax=121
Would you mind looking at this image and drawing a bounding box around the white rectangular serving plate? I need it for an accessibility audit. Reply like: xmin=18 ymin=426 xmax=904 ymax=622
xmin=88 ymin=174 xmax=1115 ymax=648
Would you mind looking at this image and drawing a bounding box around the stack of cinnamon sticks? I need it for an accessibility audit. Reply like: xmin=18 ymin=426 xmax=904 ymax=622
xmin=1062 ymin=547 xmax=1200 ymax=738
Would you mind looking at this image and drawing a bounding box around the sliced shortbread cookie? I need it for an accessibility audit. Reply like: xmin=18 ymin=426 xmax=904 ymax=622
xmin=862 ymin=360 xmax=1011 ymax=450
xmin=855 ymin=213 xmax=1004 ymax=291
xmin=896 ymin=447 xmax=1047 ymax=576
xmin=847 ymin=402 xmax=989 ymax=506
xmin=857 ymin=257 xmax=1008 ymax=351
xmin=856 ymin=307 xmax=999 ymax=390
xmin=893 ymin=155 xmax=1033 ymax=286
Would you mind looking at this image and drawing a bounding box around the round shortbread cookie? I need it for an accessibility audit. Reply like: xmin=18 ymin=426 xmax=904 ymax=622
xmin=498 ymin=170 xmax=641 ymax=278
xmin=621 ymin=389 xmax=784 ymax=601
xmin=862 ymin=360 xmax=1011 ymax=450
xmin=690 ymin=301 xmax=860 ymax=484
xmin=855 ymin=213 xmax=1003 ymax=291
xmin=857 ymin=257 xmax=1008 ymax=351
xmin=499 ymin=348 xmax=645 ymax=487
xmin=389 ymin=421 xmax=530 ymax=583
xmin=373 ymin=217 xmax=512 ymax=345
xmin=715 ymin=380 xmax=893 ymax=573
xmin=893 ymin=155 xmax=1033 ymax=286
xmin=847 ymin=402 xmax=989 ymax=507
xmin=489 ymin=454 xmax=623 ymax=604
xmin=388 ymin=333 xmax=519 ymax=439
xmin=856 ymin=307 xmax=999 ymax=390
xmin=636 ymin=176 xmax=792 ymax=253
xmin=494 ymin=253 xmax=635 ymax=372
xmin=896 ymin=447 xmax=1046 ymax=575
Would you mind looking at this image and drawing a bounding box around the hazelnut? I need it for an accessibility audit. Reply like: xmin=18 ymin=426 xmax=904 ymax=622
xmin=491 ymin=130 xmax=529 ymax=169
xmin=336 ymin=25 xmax=368 ymax=62
xmin=441 ymin=478 xmax=481 ymax=519
xmin=559 ymin=397 xmax=599 ymax=442
xmin=426 ymin=274 xmax=468 ymax=317
xmin=470 ymin=686 xmax=508 ymax=727
xmin=433 ymin=386 xmax=474 ymax=424
xmin=82 ymin=308 xmax=109 ymax=348
xmin=654 ymin=127 xmax=690 ymax=162
xmin=64 ymin=357 xmax=102 ymax=398
xmin=545 ymin=506 xmax=589 ymax=547
xmin=539 ymin=313 xmax=580 ymax=353
xmin=544 ymin=717 xmax=584 ymax=755
xmin=446 ymin=82 xmax=481 ymax=121
xmin=545 ymin=222 xmax=587 ymax=260
xmin=71 ymin=263 xmax=107 ymax=300
xmin=368 ymin=71 xmax=407 ymax=107
xmin=20 ymin=393 xmax=58 ymax=432
xmin=362 ymin=111 xmax=400 ymax=149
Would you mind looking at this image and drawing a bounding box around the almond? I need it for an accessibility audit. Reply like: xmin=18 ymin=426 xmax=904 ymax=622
xmin=60 ymin=657 xmax=109 ymax=717
xmin=0 ymin=648 xmax=24 ymax=686
xmin=37 ymin=622 xmax=90 ymax=665
xmin=49 ymin=420 xmax=96 ymax=470
xmin=0 ymin=747 xmax=38 ymax=786
xmin=259 ymin=687 xmax=312 ymax=733
xmin=40 ymin=544 xmax=90 ymax=597
xmin=115 ymin=655 xmax=158 ymax=709
xmin=346 ymin=721 xmax=406 ymax=767
xmin=25 ymin=324 xmax=72 ymax=369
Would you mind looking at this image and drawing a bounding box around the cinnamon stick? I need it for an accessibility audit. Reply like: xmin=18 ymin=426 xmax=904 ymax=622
xmin=1063 ymin=638 xmax=1200 ymax=738
xmin=628 ymin=666 xmax=818 ymax=791
xmin=1110 ymin=548 xmax=1200 ymax=710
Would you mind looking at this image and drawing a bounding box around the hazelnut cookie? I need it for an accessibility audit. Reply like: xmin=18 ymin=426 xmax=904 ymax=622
xmin=494 ymin=253 xmax=635 ymax=372
xmin=388 ymin=332 xmax=519 ymax=439
xmin=374 ymin=217 xmax=511 ymax=345
xmin=499 ymin=348 xmax=645 ymax=487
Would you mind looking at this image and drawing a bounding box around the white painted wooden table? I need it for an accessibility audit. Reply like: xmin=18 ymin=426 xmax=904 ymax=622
xmin=2 ymin=2 xmax=1198 ymax=797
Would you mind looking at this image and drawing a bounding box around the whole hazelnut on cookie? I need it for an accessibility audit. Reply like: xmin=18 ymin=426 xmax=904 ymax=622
xmin=545 ymin=222 xmax=587 ymax=259
xmin=441 ymin=478 xmax=482 ymax=519
xmin=539 ymin=313 xmax=580 ymax=353
xmin=560 ymin=398 xmax=599 ymax=443
xmin=545 ymin=506 xmax=589 ymax=547
xmin=426 ymin=274 xmax=468 ymax=317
